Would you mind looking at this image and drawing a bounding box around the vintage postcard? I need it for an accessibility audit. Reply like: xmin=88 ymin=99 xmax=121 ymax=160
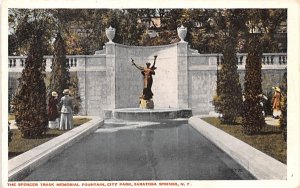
xmin=1 ymin=0 xmax=300 ymax=188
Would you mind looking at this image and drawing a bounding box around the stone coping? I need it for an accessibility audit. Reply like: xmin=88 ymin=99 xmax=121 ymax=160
xmin=188 ymin=116 xmax=287 ymax=180
xmin=8 ymin=116 xmax=104 ymax=181
xmin=104 ymin=108 xmax=192 ymax=121
xmin=8 ymin=53 xmax=287 ymax=59
xmin=112 ymin=108 xmax=184 ymax=112
xmin=112 ymin=42 xmax=178 ymax=48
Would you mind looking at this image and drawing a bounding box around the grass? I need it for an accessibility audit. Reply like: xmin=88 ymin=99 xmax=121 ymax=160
xmin=201 ymin=117 xmax=287 ymax=164
xmin=8 ymin=117 xmax=91 ymax=159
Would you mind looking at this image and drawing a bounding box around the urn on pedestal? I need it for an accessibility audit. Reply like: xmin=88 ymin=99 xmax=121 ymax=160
xmin=106 ymin=26 xmax=116 ymax=43
xmin=177 ymin=25 xmax=187 ymax=42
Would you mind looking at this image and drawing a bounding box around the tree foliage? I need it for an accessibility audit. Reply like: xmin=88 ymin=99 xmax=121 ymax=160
xmin=279 ymin=71 xmax=287 ymax=141
xmin=212 ymin=9 xmax=244 ymax=124
xmin=215 ymin=38 xmax=243 ymax=124
xmin=9 ymin=9 xmax=287 ymax=55
xmin=9 ymin=9 xmax=55 ymax=55
xmin=13 ymin=22 xmax=48 ymax=138
xmin=47 ymin=33 xmax=70 ymax=100
xmin=242 ymin=35 xmax=265 ymax=135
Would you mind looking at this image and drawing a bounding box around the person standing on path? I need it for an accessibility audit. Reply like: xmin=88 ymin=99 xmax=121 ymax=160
xmin=59 ymin=89 xmax=73 ymax=130
xmin=48 ymin=91 xmax=59 ymax=129
xmin=271 ymin=86 xmax=282 ymax=119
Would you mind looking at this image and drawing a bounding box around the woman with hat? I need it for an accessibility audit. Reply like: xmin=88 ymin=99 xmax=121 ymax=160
xmin=59 ymin=89 xmax=74 ymax=130
xmin=48 ymin=91 xmax=59 ymax=129
xmin=271 ymin=86 xmax=282 ymax=119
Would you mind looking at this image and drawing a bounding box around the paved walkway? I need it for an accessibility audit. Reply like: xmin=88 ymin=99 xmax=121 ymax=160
xmin=22 ymin=119 xmax=255 ymax=181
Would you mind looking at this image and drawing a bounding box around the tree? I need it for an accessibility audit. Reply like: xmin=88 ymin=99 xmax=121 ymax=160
xmin=242 ymin=35 xmax=265 ymax=135
xmin=13 ymin=23 xmax=48 ymax=138
xmin=8 ymin=34 xmax=19 ymax=55
xmin=8 ymin=122 xmax=13 ymax=145
xmin=9 ymin=9 xmax=54 ymax=55
xmin=47 ymin=33 xmax=70 ymax=100
xmin=279 ymin=71 xmax=287 ymax=141
xmin=245 ymin=9 xmax=287 ymax=53
xmin=215 ymin=38 xmax=243 ymax=124
xmin=212 ymin=9 xmax=244 ymax=124
xmin=54 ymin=9 xmax=110 ymax=54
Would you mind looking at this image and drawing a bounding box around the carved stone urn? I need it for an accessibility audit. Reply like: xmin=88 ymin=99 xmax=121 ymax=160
xmin=177 ymin=25 xmax=187 ymax=42
xmin=105 ymin=26 xmax=115 ymax=43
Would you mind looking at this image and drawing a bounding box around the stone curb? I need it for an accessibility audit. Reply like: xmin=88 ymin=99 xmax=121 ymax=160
xmin=188 ymin=116 xmax=287 ymax=180
xmin=8 ymin=116 xmax=104 ymax=181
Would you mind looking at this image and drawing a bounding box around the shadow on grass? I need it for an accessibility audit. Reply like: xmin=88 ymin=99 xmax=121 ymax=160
xmin=258 ymin=125 xmax=282 ymax=135
xmin=256 ymin=131 xmax=282 ymax=135
xmin=36 ymin=133 xmax=66 ymax=139
xmin=8 ymin=152 xmax=24 ymax=159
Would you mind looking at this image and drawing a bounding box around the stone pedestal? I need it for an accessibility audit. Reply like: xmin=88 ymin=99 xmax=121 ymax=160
xmin=140 ymin=99 xmax=154 ymax=109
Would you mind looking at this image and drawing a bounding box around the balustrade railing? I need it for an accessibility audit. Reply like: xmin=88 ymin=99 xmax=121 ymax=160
xmin=8 ymin=55 xmax=81 ymax=71
xmin=8 ymin=57 xmax=27 ymax=68
xmin=66 ymin=57 xmax=77 ymax=67
xmin=216 ymin=53 xmax=287 ymax=66
xmin=8 ymin=53 xmax=287 ymax=72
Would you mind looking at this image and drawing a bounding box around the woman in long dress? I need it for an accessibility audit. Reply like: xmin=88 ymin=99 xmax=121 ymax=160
xmin=48 ymin=91 xmax=59 ymax=128
xmin=59 ymin=89 xmax=73 ymax=130
xmin=272 ymin=86 xmax=282 ymax=119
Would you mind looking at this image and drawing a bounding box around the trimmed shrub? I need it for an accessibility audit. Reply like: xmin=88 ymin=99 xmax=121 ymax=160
xmin=279 ymin=71 xmax=287 ymax=141
xmin=242 ymin=36 xmax=265 ymax=135
xmin=214 ymin=38 xmax=243 ymax=124
xmin=13 ymin=30 xmax=48 ymax=138
xmin=8 ymin=122 xmax=13 ymax=145
xmin=47 ymin=33 xmax=70 ymax=100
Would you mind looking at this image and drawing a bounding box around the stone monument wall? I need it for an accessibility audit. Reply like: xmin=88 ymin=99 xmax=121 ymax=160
xmin=187 ymin=54 xmax=218 ymax=114
xmin=114 ymin=43 xmax=178 ymax=109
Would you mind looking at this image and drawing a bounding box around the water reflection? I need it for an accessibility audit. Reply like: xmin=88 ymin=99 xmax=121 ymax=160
xmin=133 ymin=130 xmax=158 ymax=179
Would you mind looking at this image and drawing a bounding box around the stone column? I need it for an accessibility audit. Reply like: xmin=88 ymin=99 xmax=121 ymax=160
xmin=177 ymin=42 xmax=189 ymax=108
xmin=106 ymin=43 xmax=116 ymax=109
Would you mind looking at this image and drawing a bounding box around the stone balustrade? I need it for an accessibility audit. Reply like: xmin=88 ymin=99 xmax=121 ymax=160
xmin=8 ymin=55 xmax=99 ymax=72
xmin=8 ymin=53 xmax=287 ymax=73
xmin=215 ymin=53 xmax=287 ymax=66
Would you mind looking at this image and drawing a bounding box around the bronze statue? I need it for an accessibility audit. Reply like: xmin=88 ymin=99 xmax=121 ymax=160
xmin=131 ymin=55 xmax=157 ymax=101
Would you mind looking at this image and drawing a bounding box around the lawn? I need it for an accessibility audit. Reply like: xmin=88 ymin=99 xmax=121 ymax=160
xmin=8 ymin=117 xmax=91 ymax=159
xmin=201 ymin=117 xmax=287 ymax=164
